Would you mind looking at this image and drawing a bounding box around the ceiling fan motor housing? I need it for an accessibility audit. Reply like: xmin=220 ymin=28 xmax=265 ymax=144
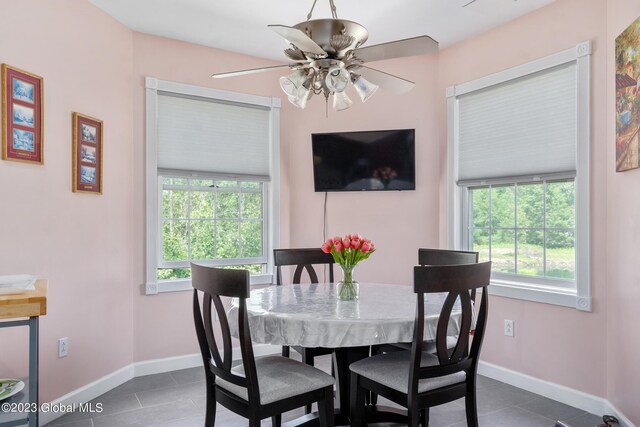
xmin=293 ymin=19 xmax=368 ymax=59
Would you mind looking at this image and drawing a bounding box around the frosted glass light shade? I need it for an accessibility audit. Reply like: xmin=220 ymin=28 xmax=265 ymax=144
xmin=332 ymin=91 xmax=353 ymax=111
xmin=289 ymin=83 xmax=312 ymax=109
xmin=325 ymin=65 xmax=350 ymax=93
xmin=352 ymin=75 xmax=379 ymax=102
xmin=279 ymin=70 xmax=307 ymax=97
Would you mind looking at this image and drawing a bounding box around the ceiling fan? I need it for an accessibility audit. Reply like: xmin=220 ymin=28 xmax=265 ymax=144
xmin=212 ymin=0 xmax=438 ymax=112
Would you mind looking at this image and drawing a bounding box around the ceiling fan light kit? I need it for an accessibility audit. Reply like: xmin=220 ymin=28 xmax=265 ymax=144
xmin=212 ymin=0 xmax=439 ymax=112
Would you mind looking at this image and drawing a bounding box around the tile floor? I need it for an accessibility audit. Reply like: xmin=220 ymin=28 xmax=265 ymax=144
xmin=43 ymin=355 xmax=602 ymax=427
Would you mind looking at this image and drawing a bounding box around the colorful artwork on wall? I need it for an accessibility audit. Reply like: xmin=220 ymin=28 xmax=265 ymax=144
xmin=616 ymin=16 xmax=640 ymax=172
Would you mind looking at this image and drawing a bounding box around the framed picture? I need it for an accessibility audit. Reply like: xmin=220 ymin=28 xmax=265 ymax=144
xmin=1 ymin=64 xmax=44 ymax=164
xmin=616 ymin=16 xmax=640 ymax=172
xmin=72 ymin=113 xmax=103 ymax=194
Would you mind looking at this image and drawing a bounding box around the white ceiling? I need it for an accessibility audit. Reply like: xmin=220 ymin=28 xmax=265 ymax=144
xmin=90 ymin=0 xmax=555 ymax=61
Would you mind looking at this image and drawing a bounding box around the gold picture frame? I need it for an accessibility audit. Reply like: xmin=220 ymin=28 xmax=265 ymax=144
xmin=1 ymin=64 xmax=44 ymax=164
xmin=72 ymin=112 xmax=103 ymax=194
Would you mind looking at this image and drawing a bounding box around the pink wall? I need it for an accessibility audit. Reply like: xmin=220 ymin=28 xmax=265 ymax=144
xmin=437 ymin=0 xmax=608 ymax=397
xmin=606 ymin=0 xmax=640 ymax=423
xmin=2 ymin=1 xmax=639 ymax=423
xmin=0 ymin=1 xmax=135 ymax=402
xmin=283 ymin=54 xmax=441 ymax=286
xmin=130 ymin=33 xmax=284 ymax=361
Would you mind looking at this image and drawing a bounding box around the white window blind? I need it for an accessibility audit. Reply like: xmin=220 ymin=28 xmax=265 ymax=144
xmin=157 ymin=93 xmax=271 ymax=178
xmin=457 ymin=62 xmax=577 ymax=182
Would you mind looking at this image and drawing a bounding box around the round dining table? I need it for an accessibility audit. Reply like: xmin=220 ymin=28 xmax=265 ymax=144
xmin=229 ymin=282 xmax=462 ymax=426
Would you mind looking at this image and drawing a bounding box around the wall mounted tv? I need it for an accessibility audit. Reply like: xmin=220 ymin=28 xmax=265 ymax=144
xmin=311 ymin=129 xmax=416 ymax=192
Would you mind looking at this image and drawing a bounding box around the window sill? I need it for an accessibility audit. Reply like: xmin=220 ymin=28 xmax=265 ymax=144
xmin=145 ymin=273 xmax=274 ymax=294
xmin=488 ymin=278 xmax=591 ymax=311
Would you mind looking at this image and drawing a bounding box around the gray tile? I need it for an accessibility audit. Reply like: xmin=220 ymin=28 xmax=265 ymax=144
xmin=43 ymin=418 xmax=94 ymax=427
xmin=91 ymin=391 xmax=143 ymax=416
xmin=114 ymin=373 xmax=177 ymax=396
xmin=519 ymin=397 xmax=585 ymax=422
xmin=169 ymin=367 xmax=205 ymax=385
xmin=190 ymin=394 xmax=207 ymax=410
xmin=451 ymin=406 xmax=555 ymax=427
xmin=563 ymin=412 xmax=603 ymax=427
xmin=426 ymin=400 xmax=468 ymax=426
xmin=475 ymin=375 xmax=508 ymax=390
xmin=152 ymin=414 xmax=205 ymax=427
xmin=51 ymin=392 xmax=142 ymax=425
xmin=136 ymin=381 xmax=205 ymax=407
xmin=92 ymin=399 xmax=196 ymax=427
xmin=457 ymin=381 xmax=541 ymax=414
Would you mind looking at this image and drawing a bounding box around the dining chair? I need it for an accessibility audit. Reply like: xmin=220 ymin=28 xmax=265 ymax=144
xmin=349 ymin=261 xmax=492 ymax=427
xmin=375 ymin=248 xmax=479 ymax=354
xmin=191 ymin=263 xmax=335 ymax=427
xmin=273 ymin=248 xmax=336 ymax=413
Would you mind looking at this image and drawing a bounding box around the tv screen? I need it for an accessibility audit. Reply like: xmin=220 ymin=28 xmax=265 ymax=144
xmin=311 ymin=129 xmax=415 ymax=192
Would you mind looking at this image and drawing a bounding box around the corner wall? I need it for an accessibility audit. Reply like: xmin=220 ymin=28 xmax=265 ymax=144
xmin=130 ymin=33 xmax=284 ymax=362
xmin=436 ymin=0 xmax=608 ymax=398
xmin=282 ymin=54 xmax=441 ymax=286
xmin=0 ymin=0 xmax=135 ymax=402
xmin=605 ymin=0 xmax=640 ymax=423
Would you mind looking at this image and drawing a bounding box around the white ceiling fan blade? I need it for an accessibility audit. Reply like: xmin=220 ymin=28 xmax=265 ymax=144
xmin=212 ymin=64 xmax=291 ymax=79
xmin=268 ymin=24 xmax=327 ymax=57
xmin=357 ymin=66 xmax=415 ymax=94
xmin=354 ymin=36 xmax=439 ymax=63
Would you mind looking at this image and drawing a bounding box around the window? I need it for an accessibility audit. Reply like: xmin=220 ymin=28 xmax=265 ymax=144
xmin=145 ymin=78 xmax=281 ymax=294
xmin=447 ymin=42 xmax=591 ymax=310
xmin=158 ymin=177 xmax=267 ymax=280
xmin=467 ymin=178 xmax=575 ymax=285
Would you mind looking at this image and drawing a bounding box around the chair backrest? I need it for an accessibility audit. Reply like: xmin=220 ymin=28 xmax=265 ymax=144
xmin=191 ymin=263 xmax=260 ymax=403
xmin=409 ymin=262 xmax=491 ymax=397
xmin=418 ymin=248 xmax=479 ymax=266
xmin=418 ymin=248 xmax=479 ymax=300
xmin=273 ymin=248 xmax=335 ymax=285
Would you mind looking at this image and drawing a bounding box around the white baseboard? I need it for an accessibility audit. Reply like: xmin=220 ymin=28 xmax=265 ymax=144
xmin=41 ymin=351 xmax=635 ymax=427
xmin=40 ymin=344 xmax=281 ymax=426
xmin=478 ymin=361 xmax=635 ymax=427
xmin=40 ymin=364 xmax=135 ymax=425
xmin=605 ymin=400 xmax=636 ymax=427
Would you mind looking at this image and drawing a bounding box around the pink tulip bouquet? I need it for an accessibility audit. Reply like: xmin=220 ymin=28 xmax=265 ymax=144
xmin=321 ymin=234 xmax=375 ymax=300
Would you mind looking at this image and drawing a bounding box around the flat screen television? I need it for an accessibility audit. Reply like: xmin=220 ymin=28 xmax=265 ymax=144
xmin=311 ymin=129 xmax=415 ymax=192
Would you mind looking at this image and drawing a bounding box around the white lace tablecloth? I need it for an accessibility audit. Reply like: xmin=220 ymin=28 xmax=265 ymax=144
xmin=228 ymin=282 xmax=461 ymax=348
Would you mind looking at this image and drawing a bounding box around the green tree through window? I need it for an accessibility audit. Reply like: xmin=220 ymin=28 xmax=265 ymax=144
xmin=159 ymin=177 xmax=265 ymax=280
xmin=469 ymin=179 xmax=575 ymax=283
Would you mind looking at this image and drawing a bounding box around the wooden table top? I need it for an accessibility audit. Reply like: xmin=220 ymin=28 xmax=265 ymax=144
xmin=0 ymin=279 xmax=48 ymax=319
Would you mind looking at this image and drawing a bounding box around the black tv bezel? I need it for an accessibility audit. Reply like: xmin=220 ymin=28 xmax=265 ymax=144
xmin=311 ymin=128 xmax=416 ymax=193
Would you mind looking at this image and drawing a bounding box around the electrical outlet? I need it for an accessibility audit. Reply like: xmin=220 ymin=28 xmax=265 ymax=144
xmin=58 ymin=337 xmax=69 ymax=358
xmin=504 ymin=320 xmax=514 ymax=337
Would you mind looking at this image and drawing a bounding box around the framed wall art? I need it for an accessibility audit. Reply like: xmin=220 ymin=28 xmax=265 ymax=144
xmin=1 ymin=64 xmax=44 ymax=164
xmin=616 ymin=16 xmax=640 ymax=172
xmin=72 ymin=113 xmax=103 ymax=194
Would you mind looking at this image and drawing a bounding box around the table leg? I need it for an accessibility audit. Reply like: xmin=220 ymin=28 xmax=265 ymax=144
xmin=29 ymin=317 xmax=39 ymax=427
xmin=284 ymin=346 xmax=407 ymax=427
xmin=333 ymin=346 xmax=370 ymax=420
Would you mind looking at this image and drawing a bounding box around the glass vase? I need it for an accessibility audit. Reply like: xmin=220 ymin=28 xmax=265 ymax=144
xmin=337 ymin=264 xmax=359 ymax=301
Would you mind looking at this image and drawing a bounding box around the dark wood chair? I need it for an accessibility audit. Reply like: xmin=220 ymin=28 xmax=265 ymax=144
xmin=274 ymin=248 xmax=336 ymax=413
xmin=191 ymin=263 xmax=334 ymax=427
xmin=375 ymin=248 xmax=479 ymax=354
xmin=418 ymin=248 xmax=479 ymax=267
xmin=349 ymin=262 xmax=492 ymax=427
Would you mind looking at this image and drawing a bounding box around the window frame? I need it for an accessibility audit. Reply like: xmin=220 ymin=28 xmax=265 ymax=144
xmin=145 ymin=77 xmax=280 ymax=294
xmin=158 ymin=172 xmax=268 ymax=269
xmin=447 ymin=41 xmax=591 ymax=311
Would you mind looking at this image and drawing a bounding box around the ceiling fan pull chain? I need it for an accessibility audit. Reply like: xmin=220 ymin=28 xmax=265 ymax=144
xmin=306 ymin=0 xmax=318 ymax=20
xmin=329 ymin=0 xmax=338 ymax=18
